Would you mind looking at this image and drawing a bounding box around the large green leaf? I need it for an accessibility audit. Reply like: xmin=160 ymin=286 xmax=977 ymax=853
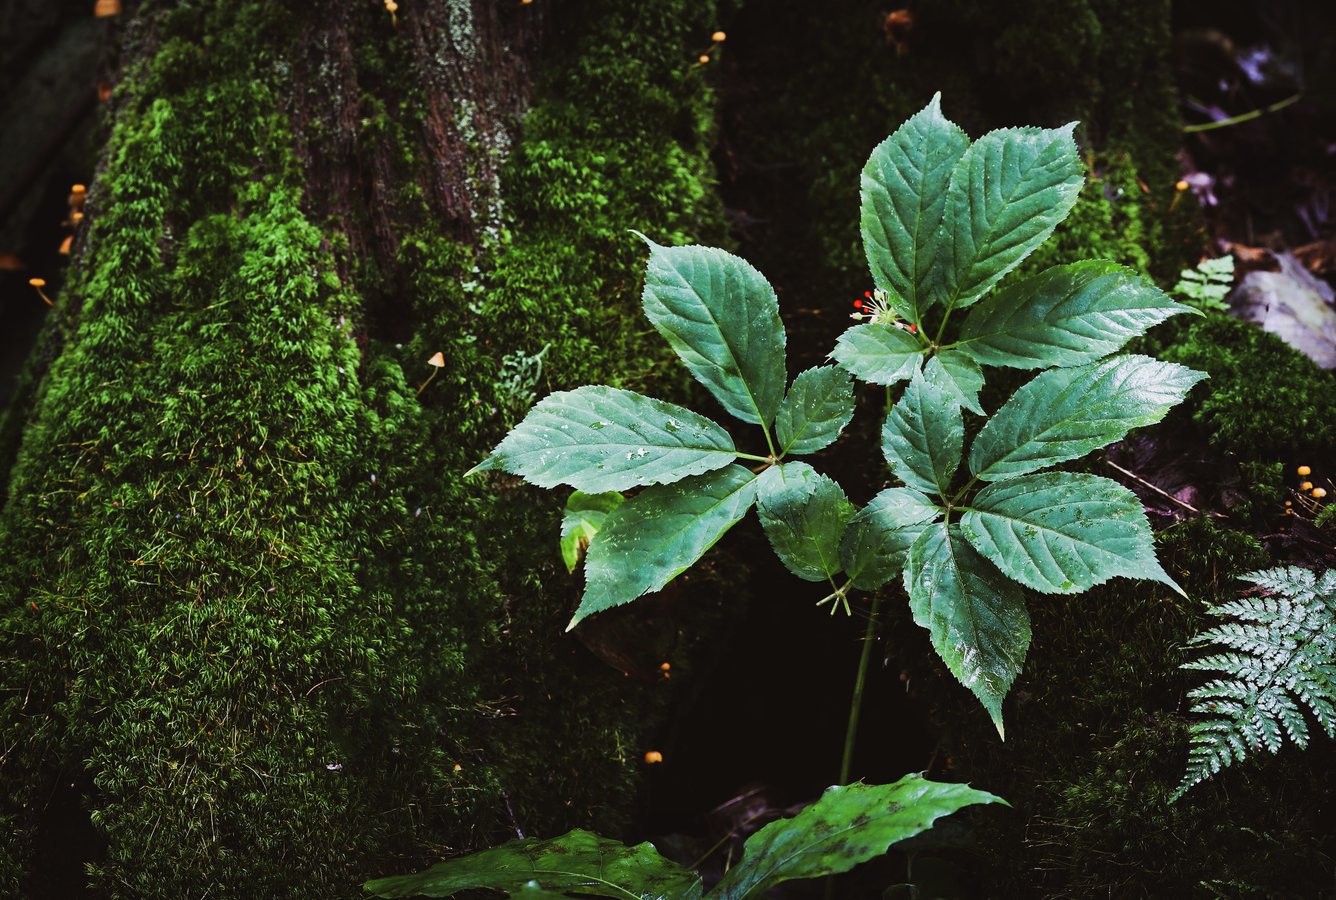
xmin=559 ymin=491 xmax=624 ymax=573
xmin=774 ymin=366 xmax=856 ymax=456
xmin=363 ymin=828 xmax=703 ymax=899
xmin=922 ymin=351 xmax=984 ymax=415
xmin=860 ymin=93 xmax=971 ymax=323
xmin=572 ymin=466 xmax=759 ymax=628
xmin=935 ymin=125 xmax=1083 ymax=312
xmin=968 ymin=355 xmax=1207 ymax=482
xmin=882 ymin=371 xmax=962 ymax=497
xmin=830 ymin=323 xmax=925 ymax=386
xmin=957 ymin=260 xmax=1196 ymax=368
xmin=639 ymin=237 xmax=787 ymax=427
xmin=468 ymin=386 xmax=738 ymax=493
xmin=756 ymin=463 xmax=855 ymax=582
xmin=904 ymin=523 xmax=1030 ymax=737
xmin=839 ymin=488 xmax=941 ymax=590
xmin=960 ymin=472 xmax=1184 ymax=597
xmin=709 ymin=776 xmax=1005 ymax=900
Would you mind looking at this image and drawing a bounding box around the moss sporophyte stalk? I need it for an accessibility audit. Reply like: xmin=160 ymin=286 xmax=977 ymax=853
xmin=421 ymin=94 xmax=1207 ymax=898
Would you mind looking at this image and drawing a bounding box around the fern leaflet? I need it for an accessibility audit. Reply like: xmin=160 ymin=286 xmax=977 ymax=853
xmin=1173 ymin=566 xmax=1336 ymax=800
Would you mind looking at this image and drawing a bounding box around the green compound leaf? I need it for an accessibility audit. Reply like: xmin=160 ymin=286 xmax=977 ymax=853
xmin=882 ymin=370 xmax=963 ymax=497
xmin=572 ymin=466 xmax=759 ymax=629
xmin=363 ymin=828 xmax=703 ymax=899
xmin=860 ymin=92 xmax=971 ymax=323
xmin=960 ymin=472 xmax=1184 ymax=597
xmin=559 ymin=491 xmax=624 ymax=574
xmin=957 ymin=260 xmax=1197 ymax=369
xmin=968 ymin=355 xmax=1207 ymax=482
xmin=922 ymin=351 xmax=985 ymax=415
xmin=905 ymin=523 xmax=1030 ymax=737
xmin=935 ymin=125 xmax=1084 ymax=312
xmin=839 ymin=488 xmax=941 ymax=591
xmin=831 ymin=323 xmax=925 ymax=386
xmin=639 ymin=237 xmax=787 ymax=427
xmin=775 ymin=366 xmax=856 ymax=456
xmin=756 ymin=463 xmax=856 ymax=582
xmin=708 ymin=776 xmax=1005 ymax=900
xmin=468 ymin=386 xmax=738 ymax=493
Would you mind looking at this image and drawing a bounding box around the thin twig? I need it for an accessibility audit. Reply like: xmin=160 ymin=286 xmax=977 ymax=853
xmin=1103 ymin=458 xmax=1227 ymax=519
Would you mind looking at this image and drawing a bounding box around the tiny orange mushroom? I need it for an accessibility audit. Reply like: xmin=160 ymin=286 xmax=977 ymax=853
xmin=643 ymin=751 xmax=664 ymax=764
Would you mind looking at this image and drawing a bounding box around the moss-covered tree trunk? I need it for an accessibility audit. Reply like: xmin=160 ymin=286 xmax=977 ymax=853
xmin=0 ymin=1 xmax=726 ymax=896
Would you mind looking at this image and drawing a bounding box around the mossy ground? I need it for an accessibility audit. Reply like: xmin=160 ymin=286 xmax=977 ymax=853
xmin=0 ymin=0 xmax=731 ymax=896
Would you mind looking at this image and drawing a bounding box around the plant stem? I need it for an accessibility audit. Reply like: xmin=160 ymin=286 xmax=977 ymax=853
xmin=839 ymin=591 xmax=885 ymax=786
xmin=1183 ymin=92 xmax=1301 ymax=133
xmin=735 ymin=451 xmax=772 ymax=463
xmin=761 ymin=423 xmax=778 ymax=459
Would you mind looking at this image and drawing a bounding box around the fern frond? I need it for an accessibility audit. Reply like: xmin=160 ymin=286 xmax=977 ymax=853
xmin=1172 ymin=565 xmax=1336 ymax=801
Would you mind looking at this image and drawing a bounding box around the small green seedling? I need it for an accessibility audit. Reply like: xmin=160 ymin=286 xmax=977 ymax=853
xmin=469 ymin=94 xmax=1205 ymax=736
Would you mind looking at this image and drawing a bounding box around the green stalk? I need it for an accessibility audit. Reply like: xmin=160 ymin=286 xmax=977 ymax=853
xmin=838 ymin=591 xmax=885 ymax=785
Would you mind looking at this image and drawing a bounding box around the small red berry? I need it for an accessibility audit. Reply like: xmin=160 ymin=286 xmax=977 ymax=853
xmin=908 ymin=324 xmax=917 ymax=333
xmin=853 ymin=299 xmax=864 ymax=309
xmin=864 ymin=291 xmax=872 ymax=298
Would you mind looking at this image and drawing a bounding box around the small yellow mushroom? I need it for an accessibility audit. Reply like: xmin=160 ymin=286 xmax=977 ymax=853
xmin=711 ymin=31 xmax=727 ymax=42
xmin=452 ymin=763 xmax=463 ymax=772
xmin=659 ymin=661 xmax=671 ymax=671
xmin=643 ymin=750 xmax=663 ymax=764
xmin=1175 ymin=179 xmax=1189 ymax=192
xmin=698 ymin=54 xmax=711 ymax=64
xmin=1314 ymin=487 xmax=1328 ymax=499
xmin=417 ymin=351 xmax=446 ymax=395
xmin=1298 ymin=465 xmax=1312 ymax=476
xmin=1301 ymin=481 xmax=1313 ymax=492
xmin=94 ymin=0 xmax=122 ymax=18
xmin=28 ymin=278 xmax=53 ymax=307
xmin=58 ymin=236 xmax=72 ymax=256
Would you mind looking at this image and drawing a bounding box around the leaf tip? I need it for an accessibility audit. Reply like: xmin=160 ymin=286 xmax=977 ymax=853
xmin=464 ymin=455 xmax=498 ymax=478
xmin=628 ymin=229 xmax=658 ymax=249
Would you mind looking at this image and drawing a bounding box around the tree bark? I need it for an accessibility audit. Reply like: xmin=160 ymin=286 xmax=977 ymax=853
xmin=0 ymin=1 xmax=726 ymax=896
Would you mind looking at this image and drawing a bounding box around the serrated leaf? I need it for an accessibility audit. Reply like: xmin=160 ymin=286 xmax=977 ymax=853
xmin=363 ymin=828 xmax=703 ymax=899
xmin=774 ymin=366 xmax=856 ymax=456
xmin=922 ymin=352 xmax=984 ymax=415
xmin=839 ymin=488 xmax=941 ymax=590
xmin=639 ymin=237 xmax=787 ymax=427
xmin=709 ymin=776 xmax=1005 ymax=900
xmin=831 ymin=324 xmax=925 ymax=386
xmin=468 ymin=386 xmax=738 ymax=493
xmin=882 ymin=371 xmax=962 ymax=496
xmin=968 ymin=355 xmax=1207 ymax=482
xmin=756 ymin=463 xmax=856 ymax=582
xmin=960 ymin=472 xmax=1184 ymax=597
xmin=935 ymin=125 xmax=1084 ymax=311
xmin=572 ymin=466 xmax=759 ymax=628
xmin=560 ymin=492 xmax=624 ymax=573
xmin=904 ymin=523 xmax=1030 ymax=737
xmin=957 ymin=261 xmax=1196 ymax=368
xmin=861 ymin=93 xmax=971 ymax=323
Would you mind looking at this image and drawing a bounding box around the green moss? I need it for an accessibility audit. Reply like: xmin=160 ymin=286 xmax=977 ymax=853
xmin=0 ymin=0 xmax=729 ymax=896
xmin=895 ymin=519 xmax=1336 ymax=896
xmin=1149 ymin=313 xmax=1336 ymax=462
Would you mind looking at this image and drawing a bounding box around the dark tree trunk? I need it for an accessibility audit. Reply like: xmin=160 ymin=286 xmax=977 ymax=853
xmin=0 ymin=1 xmax=726 ymax=896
